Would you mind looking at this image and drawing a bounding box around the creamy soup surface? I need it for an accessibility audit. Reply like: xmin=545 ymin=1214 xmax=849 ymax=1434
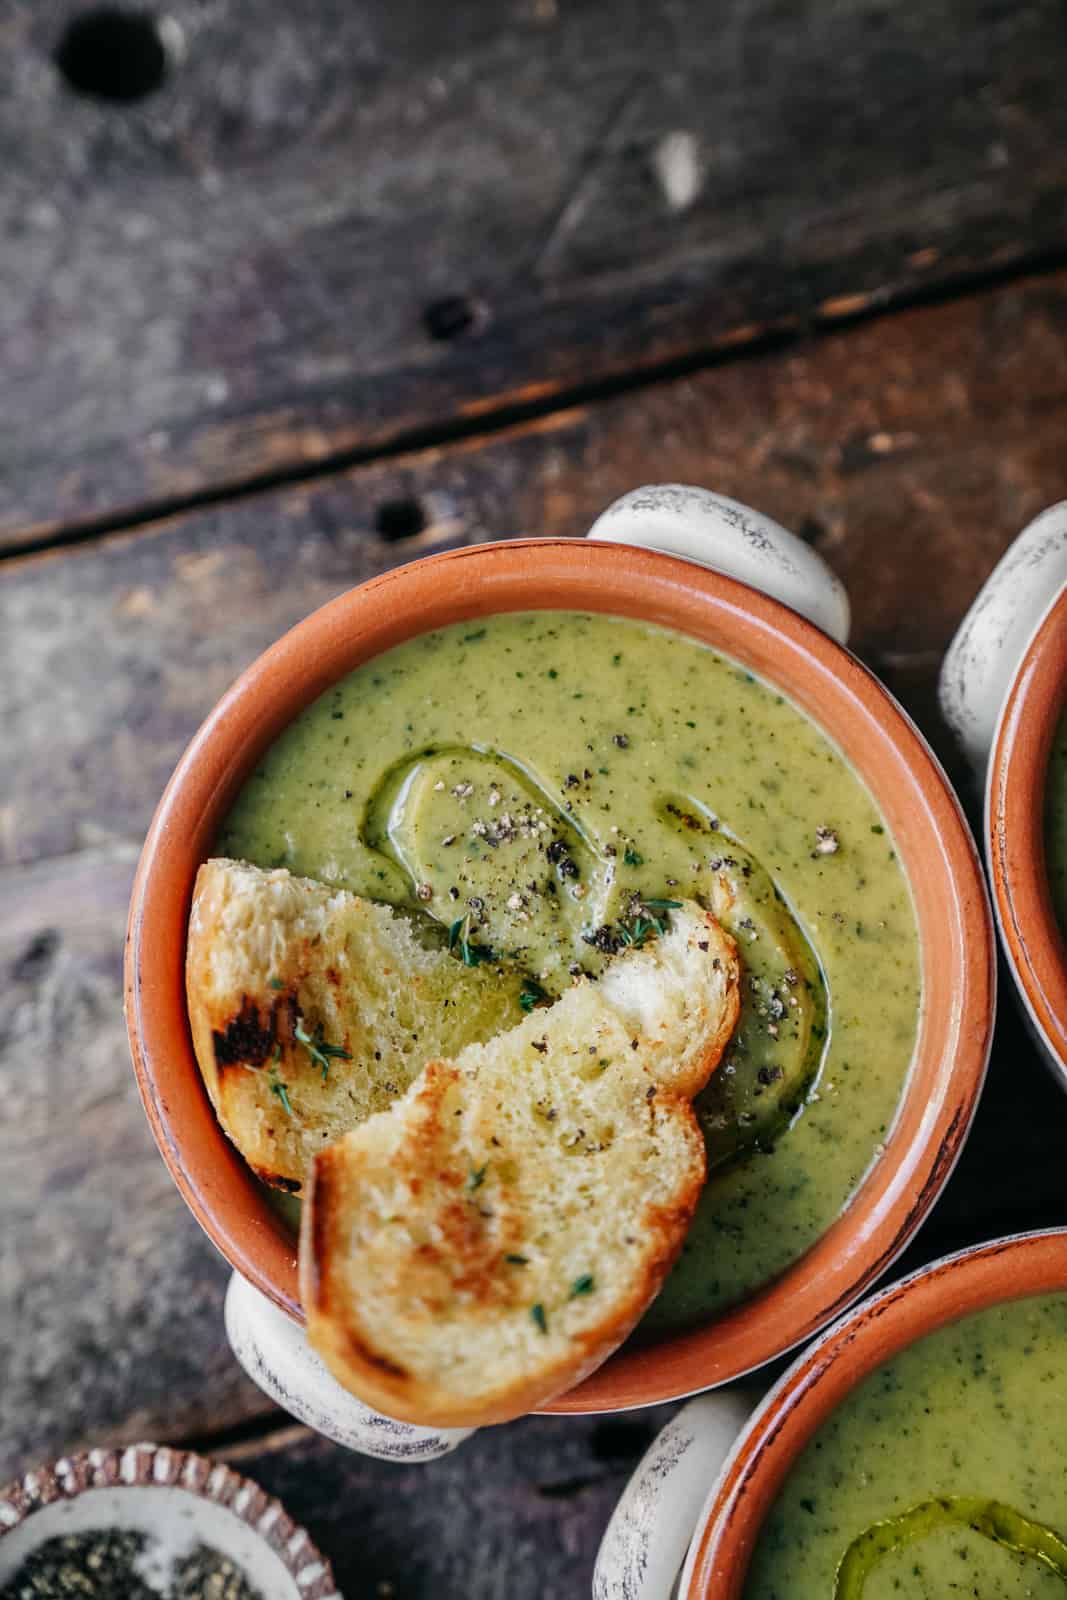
xmin=746 ymin=1292 xmax=1067 ymax=1598
xmin=220 ymin=611 xmax=921 ymax=1326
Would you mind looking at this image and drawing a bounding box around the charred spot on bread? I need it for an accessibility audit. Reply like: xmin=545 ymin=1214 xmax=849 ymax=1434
xmin=212 ymin=995 xmax=277 ymax=1068
xmin=342 ymin=1329 xmax=410 ymax=1380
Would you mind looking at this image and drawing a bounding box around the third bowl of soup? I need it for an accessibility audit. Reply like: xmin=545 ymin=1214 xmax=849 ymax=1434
xmin=941 ymin=503 xmax=1067 ymax=1087
xmin=684 ymin=1229 xmax=1067 ymax=1598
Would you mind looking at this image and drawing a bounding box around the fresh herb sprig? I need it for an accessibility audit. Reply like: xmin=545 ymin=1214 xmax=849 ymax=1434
xmin=617 ymin=915 xmax=656 ymax=949
xmin=584 ymin=895 xmax=683 ymax=956
xmin=294 ymin=1020 xmax=353 ymax=1082
xmin=268 ymin=1044 xmax=293 ymax=1116
xmin=627 ymin=894 xmax=682 ymax=943
xmin=618 ymin=895 xmax=682 ymax=948
xmin=519 ymin=980 xmax=548 ymax=1013
xmin=448 ymin=912 xmax=494 ymax=968
xmin=270 ymin=1076 xmax=294 ymax=1116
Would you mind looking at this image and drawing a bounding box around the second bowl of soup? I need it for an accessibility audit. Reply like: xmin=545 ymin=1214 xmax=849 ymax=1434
xmin=684 ymin=1229 xmax=1067 ymax=1598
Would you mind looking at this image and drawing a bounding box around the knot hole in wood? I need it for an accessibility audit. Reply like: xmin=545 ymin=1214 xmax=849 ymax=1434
xmin=54 ymin=7 xmax=168 ymax=104
xmin=375 ymin=497 xmax=428 ymax=543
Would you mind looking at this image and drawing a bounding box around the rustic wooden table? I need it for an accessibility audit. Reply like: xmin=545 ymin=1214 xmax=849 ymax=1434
xmin=3 ymin=3 xmax=1067 ymax=1594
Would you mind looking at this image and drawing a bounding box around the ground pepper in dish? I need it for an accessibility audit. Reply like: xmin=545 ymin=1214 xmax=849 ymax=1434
xmin=171 ymin=1546 xmax=265 ymax=1600
xmin=1 ymin=1530 xmax=157 ymax=1600
xmin=0 ymin=1533 xmax=265 ymax=1600
xmin=220 ymin=610 xmax=921 ymax=1329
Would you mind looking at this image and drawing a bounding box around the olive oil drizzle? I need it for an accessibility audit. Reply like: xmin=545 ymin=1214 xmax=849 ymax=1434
xmin=834 ymin=1497 xmax=1067 ymax=1596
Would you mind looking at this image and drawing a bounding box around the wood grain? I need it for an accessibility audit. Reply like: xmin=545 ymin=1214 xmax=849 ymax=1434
xmin=0 ymin=848 xmax=268 ymax=1483
xmin=6 ymin=270 xmax=1067 ymax=869
xmin=224 ymin=1410 xmax=673 ymax=1600
xmin=4 ymin=273 xmax=1067 ymax=1487
xmin=5 ymin=0 xmax=1067 ymax=544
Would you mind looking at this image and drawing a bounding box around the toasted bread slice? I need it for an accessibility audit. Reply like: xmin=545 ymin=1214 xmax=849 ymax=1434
xmin=301 ymin=902 xmax=740 ymax=1427
xmin=186 ymin=859 xmax=526 ymax=1191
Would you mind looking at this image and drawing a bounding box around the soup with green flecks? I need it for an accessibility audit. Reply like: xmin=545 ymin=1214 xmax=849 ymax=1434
xmin=745 ymin=1293 xmax=1067 ymax=1598
xmin=219 ymin=611 xmax=921 ymax=1327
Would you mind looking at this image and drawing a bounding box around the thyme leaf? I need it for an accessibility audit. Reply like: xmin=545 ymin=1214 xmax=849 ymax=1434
xmin=269 ymin=1075 xmax=293 ymax=1116
xmin=294 ymin=1020 xmax=352 ymax=1082
xmin=448 ymin=912 xmax=493 ymax=968
xmin=519 ymin=981 xmax=547 ymax=1013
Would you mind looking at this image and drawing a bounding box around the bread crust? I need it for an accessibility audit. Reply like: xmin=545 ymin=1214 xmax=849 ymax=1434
xmin=302 ymin=1089 xmax=706 ymax=1426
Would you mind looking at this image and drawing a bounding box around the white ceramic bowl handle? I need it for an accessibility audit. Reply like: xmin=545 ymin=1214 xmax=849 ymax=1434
xmin=939 ymin=502 xmax=1067 ymax=778
xmin=224 ymin=1272 xmax=473 ymax=1461
xmin=593 ymin=1388 xmax=763 ymax=1600
xmin=586 ymin=484 xmax=851 ymax=645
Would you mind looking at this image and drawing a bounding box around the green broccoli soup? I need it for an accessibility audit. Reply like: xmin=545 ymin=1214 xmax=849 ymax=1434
xmin=745 ymin=1293 xmax=1067 ymax=1598
xmin=1045 ymin=702 xmax=1067 ymax=942
xmin=219 ymin=611 xmax=921 ymax=1326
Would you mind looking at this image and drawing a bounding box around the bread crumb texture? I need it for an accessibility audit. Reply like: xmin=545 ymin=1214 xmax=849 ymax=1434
xmin=185 ymin=859 xmax=525 ymax=1191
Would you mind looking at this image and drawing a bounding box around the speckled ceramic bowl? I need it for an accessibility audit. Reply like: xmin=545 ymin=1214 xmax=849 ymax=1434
xmin=0 ymin=1443 xmax=337 ymax=1600
xmin=986 ymin=587 xmax=1067 ymax=1079
xmin=685 ymin=1229 xmax=1067 ymax=1598
xmin=941 ymin=503 xmax=1067 ymax=1086
xmin=125 ymin=487 xmax=994 ymax=1435
xmin=596 ymin=1228 xmax=1067 ymax=1599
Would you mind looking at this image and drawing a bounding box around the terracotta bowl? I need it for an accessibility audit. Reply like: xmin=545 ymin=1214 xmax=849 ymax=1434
xmin=125 ymin=538 xmax=994 ymax=1412
xmin=988 ymin=585 xmax=1067 ymax=1080
xmin=685 ymin=1228 xmax=1067 ymax=1597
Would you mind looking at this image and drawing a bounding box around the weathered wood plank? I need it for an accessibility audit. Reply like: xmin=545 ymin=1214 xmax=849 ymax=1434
xmin=4 ymin=275 xmax=1067 ymax=1483
xmin=0 ymin=848 xmax=270 ymax=1481
xmin=6 ymin=270 xmax=1067 ymax=870
xmin=224 ymin=1410 xmax=674 ymax=1600
xmin=4 ymin=0 xmax=1067 ymax=543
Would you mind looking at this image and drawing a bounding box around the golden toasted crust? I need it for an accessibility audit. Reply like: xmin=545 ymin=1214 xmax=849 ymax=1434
xmin=303 ymin=1079 xmax=706 ymax=1426
xmin=300 ymin=904 xmax=740 ymax=1427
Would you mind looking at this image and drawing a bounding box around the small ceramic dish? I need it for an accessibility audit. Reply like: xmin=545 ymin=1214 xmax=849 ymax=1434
xmin=940 ymin=502 xmax=1067 ymax=1085
xmin=125 ymin=485 xmax=994 ymax=1459
xmin=595 ymin=1228 xmax=1067 ymax=1599
xmin=0 ymin=1442 xmax=337 ymax=1599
